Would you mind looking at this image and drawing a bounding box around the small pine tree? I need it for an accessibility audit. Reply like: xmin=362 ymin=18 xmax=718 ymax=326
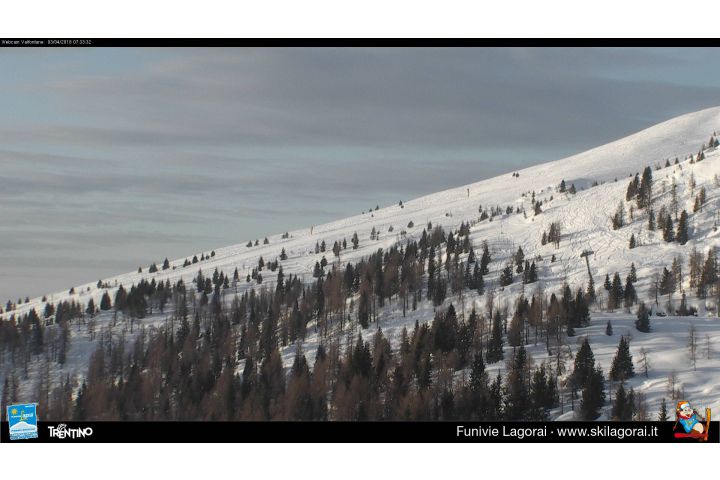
xmin=609 ymin=336 xmax=635 ymax=381
xmin=676 ymin=210 xmax=689 ymax=245
xmin=499 ymin=265 xmax=513 ymax=287
xmin=486 ymin=311 xmax=504 ymax=364
xmin=611 ymin=382 xmax=634 ymax=420
xmin=658 ymin=398 xmax=668 ymax=421
xmin=571 ymin=338 xmax=596 ymax=390
xmin=100 ymin=291 xmax=112 ymax=311
xmin=579 ymin=366 xmax=606 ymax=420
xmin=663 ymin=214 xmax=675 ymax=242
xmin=635 ymin=302 xmax=651 ymax=333
xmin=605 ymin=320 xmax=613 ymax=336
xmin=648 ymin=208 xmax=655 ymax=231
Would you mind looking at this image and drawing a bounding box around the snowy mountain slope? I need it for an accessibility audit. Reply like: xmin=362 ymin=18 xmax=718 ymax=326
xmin=6 ymin=106 xmax=720 ymax=320
xmin=2 ymin=106 xmax=720 ymax=420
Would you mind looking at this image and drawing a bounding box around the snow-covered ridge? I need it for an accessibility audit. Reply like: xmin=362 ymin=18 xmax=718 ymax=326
xmin=5 ymin=106 xmax=720 ymax=318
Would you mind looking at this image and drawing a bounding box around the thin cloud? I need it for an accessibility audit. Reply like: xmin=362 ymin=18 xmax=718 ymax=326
xmin=1 ymin=47 xmax=720 ymax=300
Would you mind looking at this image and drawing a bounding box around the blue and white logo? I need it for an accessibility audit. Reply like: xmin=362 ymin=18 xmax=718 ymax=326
xmin=7 ymin=403 xmax=39 ymax=440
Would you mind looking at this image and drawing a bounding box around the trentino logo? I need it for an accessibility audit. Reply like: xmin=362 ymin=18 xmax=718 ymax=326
xmin=7 ymin=403 xmax=39 ymax=440
xmin=48 ymin=423 xmax=94 ymax=439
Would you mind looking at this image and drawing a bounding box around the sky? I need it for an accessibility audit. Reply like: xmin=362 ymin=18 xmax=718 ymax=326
xmin=1 ymin=46 xmax=720 ymax=302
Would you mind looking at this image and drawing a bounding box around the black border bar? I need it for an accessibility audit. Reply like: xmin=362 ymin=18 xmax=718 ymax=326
xmin=2 ymin=38 xmax=720 ymax=48
xmin=1 ymin=421 xmax=717 ymax=443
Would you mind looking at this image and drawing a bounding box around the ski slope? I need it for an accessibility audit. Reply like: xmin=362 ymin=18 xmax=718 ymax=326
xmin=3 ymin=106 xmax=720 ymax=420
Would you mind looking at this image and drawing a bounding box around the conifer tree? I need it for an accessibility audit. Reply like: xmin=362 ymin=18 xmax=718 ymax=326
xmin=474 ymin=265 xmax=485 ymax=295
xmin=658 ymin=398 xmax=668 ymax=421
xmin=579 ymin=366 xmax=605 ymax=420
xmin=514 ymin=246 xmax=525 ymax=272
xmin=676 ymin=210 xmax=689 ymax=245
xmin=637 ymin=166 xmax=653 ymax=209
xmin=469 ymin=353 xmax=488 ymax=402
xmin=486 ymin=311 xmax=504 ymax=364
xmin=529 ymin=364 xmax=557 ymax=420
xmin=504 ymin=345 xmax=530 ymax=420
xmin=663 ymin=214 xmax=675 ymax=242
xmin=100 ymin=291 xmax=112 ymax=310
xmin=611 ymin=382 xmax=634 ymax=420
xmin=612 ymin=201 xmax=625 ymax=229
xmin=609 ymin=336 xmax=635 ymax=381
xmin=313 ymin=262 xmax=323 ymax=278
xmin=635 ymin=302 xmax=651 ymax=333
xmin=699 ymin=248 xmax=717 ymax=298
xmin=626 ymin=174 xmax=639 ymax=201
xmin=358 ymin=290 xmax=370 ymax=329
xmin=629 ymin=263 xmax=637 ymax=283
xmin=609 ymin=272 xmax=624 ymax=310
xmin=571 ymin=338 xmax=595 ymax=391
xmin=524 ymin=262 xmax=537 ymax=284
xmin=660 ymin=267 xmax=675 ymax=299
xmin=488 ymin=372 xmax=504 ymax=420
xmin=586 ymin=275 xmax=596 ymax=303
xmin=605 ymin=320 xmax=613 ymax=336
xmin=480 ymin=243 xmax=491 ymax=274
xmin=499 ymin=265 xmax=513 ymax=287
xmin=648 ymin=208 xmax=655 ymax=231
xmin=624 ymin=278 xmax=637 ymax=307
